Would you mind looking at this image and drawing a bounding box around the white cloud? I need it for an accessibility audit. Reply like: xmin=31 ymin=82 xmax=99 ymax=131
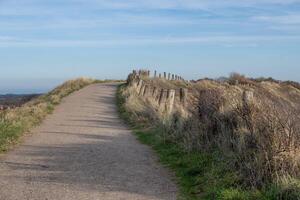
xmin=1 ymin=0 xmax=300 ymax=17
xmin=253 ymin=14 xmax=300 ymax=25
xmin=79 ymin=0 xmax=300 ymax=10
xmin=0 ymin=35 xmax=299 ymax=47
xmin=81 ymin=0 xmax=300 ymax=8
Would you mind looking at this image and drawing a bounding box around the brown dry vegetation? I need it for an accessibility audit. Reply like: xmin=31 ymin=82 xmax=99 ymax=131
xmin=121 ymin=71 xmax=300 ymax=199
xmin=0 ymin=78 xmax=97 ymax=152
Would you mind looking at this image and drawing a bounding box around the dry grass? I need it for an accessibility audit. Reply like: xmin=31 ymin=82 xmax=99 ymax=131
xmin=122 ymin=72 xmax=300 ymax=199
xmin=0 ymin=78 xmax=97 ymax=152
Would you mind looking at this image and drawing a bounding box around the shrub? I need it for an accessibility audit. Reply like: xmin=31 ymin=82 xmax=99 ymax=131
xmin=228 ymin=73 xmax=255 ymax=86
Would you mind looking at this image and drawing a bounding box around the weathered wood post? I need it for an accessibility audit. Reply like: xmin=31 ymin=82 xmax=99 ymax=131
xmin=152 ymin=87 xmax=158 ymax=98
xmin=172 ymin=74 xmax=174 ymax=80
xmin=136 ymin=79 xmax=143 ymax=93
xmin=164 ymin=72 xmax=166 ymax=79
xmin=128 ymin=70 xmax=139 ymax=88
xmin=143 ymin=85 xmax=149 ymax=96
xmin=154 ymin=70 xmax=157 ymax=78
xmin=147 ymin=70 xmax=150 ymax=77
xmin=168 ymin=73 xmax=170 ymax=80
xmin=243 ymin=90 xmax=254 ymax=106
xmin=158 ymin=89 xmax=166 ymax=106
xmin=139 ymin=82 xmax=146 ymax=96
xmin=179 ymin=88 xmax=188 ymax=106
xmin=159 ymin=73 xmax=161 ymax=78
xmin=166 ymin=89 xmax=175 ymax=114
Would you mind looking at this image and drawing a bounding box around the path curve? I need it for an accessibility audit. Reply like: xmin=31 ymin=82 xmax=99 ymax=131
xmin=0 ymin=83 xmax=177 ymax=200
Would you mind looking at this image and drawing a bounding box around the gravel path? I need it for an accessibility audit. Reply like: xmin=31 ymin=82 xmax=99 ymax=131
xmin=0 ymin=83 xmax=177 ymax=200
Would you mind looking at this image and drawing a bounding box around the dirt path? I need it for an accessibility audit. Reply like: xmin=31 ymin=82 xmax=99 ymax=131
xmin=0 ymin=83 xmax=177 ymax=200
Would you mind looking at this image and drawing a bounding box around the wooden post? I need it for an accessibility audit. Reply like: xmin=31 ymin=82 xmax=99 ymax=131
xmin=139 ymin=83 xmax=146 ymax=95
xmin=143 ymin=85 xmax=149 ymax=96
xmin=172 ymin=74 xmax=174 ymax=80
xmin=166 ymin=89 xmax=175 ymax=114
xmin=243 ymin=90 xmax=254 ymax=105
xmin=164 ymin=72 xmax=166 ymax=79
xmin=168 ymin=73 xmax=170 ymax=80
xmin=158 ymin=89 xmax=166 ymax=105
xmin=154 ymin=70 xmax=157 ymax=78
xmin=152 ymin=87 xmax=158 ymax=97
xmin=180 ymin=88 xmax=188 ymax=105
xmin=147 ymin=70 xmax=150 ymax=77
xmin=130 ymin=76 xmax=138 ymax=89
xmin=159 ymin=73 xmax=161 ymax=78
xmin=136 ymin=79 xmax=143 ymax=93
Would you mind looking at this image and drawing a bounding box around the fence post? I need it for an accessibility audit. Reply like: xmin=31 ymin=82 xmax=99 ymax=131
xmin=154 ymin=70 xmax=157 ymax=78
xmin=168 ymin=73 xmax=170 ymax=80
xmin=143 ymin=85 xmax=149 ymax=96
xmin=130 ymin=75 xmax=138 ymax=89
xmin=139 ymin=83 xmax=146 ymax=96
xmin=152 ymin=87 xmax=158 ymax=98
xmin=166 ymin=89 xmax=175 ymax=114
xmin=243 ymin=90 xmax=254 ymax=106
xmin=158 ymin=89 xmax=166 ymax=105
xmin=180 ymin=88 xmax=188 ymax=106
xmin=136 ymin=79 xmax=143 ymax=93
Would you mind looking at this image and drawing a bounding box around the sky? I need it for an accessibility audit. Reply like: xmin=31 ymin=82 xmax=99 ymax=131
xmin=0 ymin=0 xmax=300 ymax=93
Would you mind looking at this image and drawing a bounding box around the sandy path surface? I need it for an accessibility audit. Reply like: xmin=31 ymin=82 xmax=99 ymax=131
xmin=0 ymin=83 xmax=177 ymax=200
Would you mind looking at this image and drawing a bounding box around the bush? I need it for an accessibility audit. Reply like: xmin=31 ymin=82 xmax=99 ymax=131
xmin=228 ymin=73 xmax=255 ymax=86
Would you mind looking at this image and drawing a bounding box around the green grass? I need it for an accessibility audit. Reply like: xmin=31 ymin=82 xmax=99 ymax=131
xmin=116 ymin=84 xmax=299 ymax=200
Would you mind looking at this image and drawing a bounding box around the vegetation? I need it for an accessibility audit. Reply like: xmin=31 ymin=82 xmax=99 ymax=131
xmin=0 ymin=94 xmax=40 ymax=108
xmin=118 ymin=72 xmax=300 ymax=200
xmin=0 ymin=78 xmax=98 ymax=152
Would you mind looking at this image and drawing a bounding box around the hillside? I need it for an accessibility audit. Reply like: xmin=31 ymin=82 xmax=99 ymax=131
xmin=0 ymin=82 xmax=178 ymax=200
xmin=0 ymin=94 xmax=41 ymax=110
xmin=0 ymin=78 xmax=96 ymax=152
xmin=119 ymin=70 xmax=300 ymax=199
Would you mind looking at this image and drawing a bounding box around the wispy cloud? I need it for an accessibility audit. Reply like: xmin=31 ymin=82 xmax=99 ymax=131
xmin=1 ymin=0 xmax=300 ymax=47
xmin=73 ymin=0 xmax=300 ymax=10
xmin=0 ymin=14 xmax=201 ymax=31
xmin=1 ymin=35 xmax=299 ymax=47
xmin=1 ymin=0 xmax=300 ymax=17
xmin=253 ymin=14 xmax=300 ymax=25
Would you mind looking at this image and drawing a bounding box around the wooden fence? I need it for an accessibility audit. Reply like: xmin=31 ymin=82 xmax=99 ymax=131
xmin=127 ymin=69 xmax=255 ymax=115
xmin=127 ymin=70 xmax=188 ymax=114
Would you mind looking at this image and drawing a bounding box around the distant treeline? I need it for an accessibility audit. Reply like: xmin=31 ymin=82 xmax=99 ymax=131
xmin=0 ymin=94 xmax=41 ymax=109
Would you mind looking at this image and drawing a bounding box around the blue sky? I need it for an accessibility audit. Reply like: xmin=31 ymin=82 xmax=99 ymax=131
xmin=0 ymin=0 xmax=300 ymax=93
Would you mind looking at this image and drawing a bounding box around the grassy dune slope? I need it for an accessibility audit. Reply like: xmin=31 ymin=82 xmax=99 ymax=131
xmin=0 ymin=78 xmax=100 ymax=152
xmin=118 ymin=73 xmax=300 ymax=200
